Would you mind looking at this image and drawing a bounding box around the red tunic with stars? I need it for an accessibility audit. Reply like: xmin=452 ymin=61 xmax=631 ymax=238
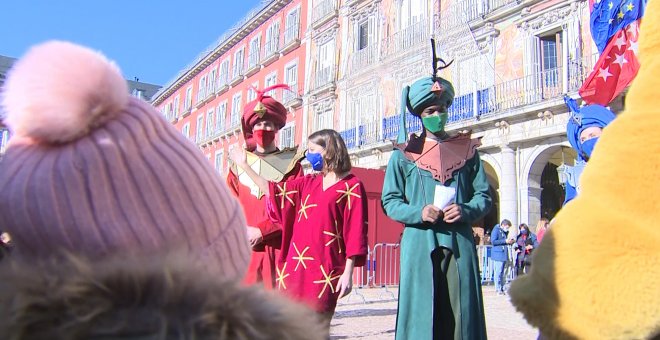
xmin=268 ymin=173 xmax=368 ymax=313
xmin=227 ymin=157 xmax=303 ymax=289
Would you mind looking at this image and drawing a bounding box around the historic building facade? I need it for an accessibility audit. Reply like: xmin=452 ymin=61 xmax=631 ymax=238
xmin=308 ymin=0 xmax=625 ymax=230
xmin=152 ymin=0 xmax=307 ymax=175
xmin=153 ymin=0 xmax=625 ymax=232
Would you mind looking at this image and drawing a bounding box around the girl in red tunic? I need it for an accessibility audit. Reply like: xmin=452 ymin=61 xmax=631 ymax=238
xmin=230 ymin=129 xmax=368 ymax=329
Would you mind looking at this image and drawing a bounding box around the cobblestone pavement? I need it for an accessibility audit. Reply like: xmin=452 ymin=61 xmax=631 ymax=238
xmin=330 ymin=285 xmax=538 ymax=340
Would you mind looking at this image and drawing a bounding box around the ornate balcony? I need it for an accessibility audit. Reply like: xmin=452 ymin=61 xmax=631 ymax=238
xmin=282 ymin=24 xmax=301 ymax=55
xmin=282 ymin=83 xmax=303 ymax=108
xmin=348 ymin=44 xmax=378 ymax=74
xmin=312 ymin=0 xmax=338 ymax=29
xmin=382 ymin=19 xmax=429 ymax=58
xmin=313 ymin=66 xmax=336 ymax=93
xmin=261 ymin=38 xmax=280 ymax=67
xmin=245 ymin=49 xmax=261 ymax=77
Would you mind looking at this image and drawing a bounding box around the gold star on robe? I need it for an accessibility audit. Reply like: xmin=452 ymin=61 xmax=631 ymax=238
xmin=323 ymin=219 xmax=343 ymax=253
xmin=298 ymin=194 xmax=318 ymax=221
xmin=292 ymin=242 xmax=314 ymax=271
xmin=276 ymin=182 xmax=298 ymax=209
xmin=313 ymin=265 xmax=341 ymax=299
xmin=276 ymin=263 xmax=290 ymax=289
xmin=335 ymin=182 xmax=361 ymax=210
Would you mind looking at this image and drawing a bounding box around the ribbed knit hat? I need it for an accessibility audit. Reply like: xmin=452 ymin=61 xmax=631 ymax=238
xmin=0 ymin=41 xmax=250 ymax=279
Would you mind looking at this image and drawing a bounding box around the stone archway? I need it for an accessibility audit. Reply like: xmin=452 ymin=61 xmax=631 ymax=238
xmin=521 ymin=139 xmax=577 ymax=226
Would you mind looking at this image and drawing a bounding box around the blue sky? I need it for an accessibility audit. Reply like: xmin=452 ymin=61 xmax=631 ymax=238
xmin=1 ymin=0 xmax=262 ymax=85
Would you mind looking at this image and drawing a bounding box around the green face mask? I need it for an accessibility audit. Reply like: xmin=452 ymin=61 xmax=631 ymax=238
xmin=422 ymin=114 xmax=448 ymax=133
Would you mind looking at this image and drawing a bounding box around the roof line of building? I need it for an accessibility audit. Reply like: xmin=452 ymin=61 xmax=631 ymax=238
xmin=151 ymin=0 xmax=290 ymax=105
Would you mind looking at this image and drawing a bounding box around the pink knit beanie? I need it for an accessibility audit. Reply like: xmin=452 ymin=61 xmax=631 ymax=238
xmin=0 ymin=41 xmax=250 ymax=279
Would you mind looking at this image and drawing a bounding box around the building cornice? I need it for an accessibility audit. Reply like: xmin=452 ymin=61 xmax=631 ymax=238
xmin=152 ymin=0 xmax=292 ymax=106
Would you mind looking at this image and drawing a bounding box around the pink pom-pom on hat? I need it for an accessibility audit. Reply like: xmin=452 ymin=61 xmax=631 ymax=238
xmin=2 ymin=41 xmax=129 ymax=144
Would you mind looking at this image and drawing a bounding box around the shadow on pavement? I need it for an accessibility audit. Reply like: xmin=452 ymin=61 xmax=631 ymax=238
xmin=333 ymin=308 xmax=398 ymax=319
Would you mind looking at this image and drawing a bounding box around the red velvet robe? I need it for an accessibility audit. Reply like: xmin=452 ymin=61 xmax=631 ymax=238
xmin=227 ymin=157 xmax=303 ymax=289
xmin=268 ymin=174 xmax=368 ymax=313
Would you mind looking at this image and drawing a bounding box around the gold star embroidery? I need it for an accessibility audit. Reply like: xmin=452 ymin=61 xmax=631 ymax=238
xmin=626 ymin=2 xmax=634 ymax=11
xmin=323 ymin=219 xmax=343 ymax=253
xmin=292 ymin=242 xmax=314 ymax=271
xmin=313 ymin=265 xmax=341 ymax=299
xmin=297 ymin=194 xmax=317 ymax=221
xmin=276 ymin=182 xmax=298 ymax=209
xmin=276 ymin=263 xmax=290 ymax=290
xmin=617 ymin=11 xmax=624 ymax=19
xmin=335 ymin=182 xmax=361 ymax=210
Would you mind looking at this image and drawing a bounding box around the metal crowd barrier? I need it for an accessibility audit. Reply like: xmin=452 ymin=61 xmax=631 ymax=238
xmin=477 ymin=245 xmax=517 ymax=285
xmin=344 ymin=243 xmax=401 ymax=303
xmin=346 ymin=244 xmax=522 ymax=303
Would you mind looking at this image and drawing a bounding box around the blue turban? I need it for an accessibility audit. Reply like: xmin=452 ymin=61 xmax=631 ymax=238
xmin=397 ymin=77 xmax=455 ymax=143
xmin=564 ymin=96 xmax=616 ymax=154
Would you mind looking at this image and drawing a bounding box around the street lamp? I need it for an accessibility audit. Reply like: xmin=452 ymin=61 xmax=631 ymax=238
xmin=556 ymin=147 xmax=569 ymax=188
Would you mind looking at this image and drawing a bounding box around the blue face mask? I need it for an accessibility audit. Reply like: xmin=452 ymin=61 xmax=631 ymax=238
xmin=520 ymin=229 xmax=528 ymax=236
xmin=580 ymin=137 xmax=599 ymax=160
xmin=305 ymin=151 xmax=324 ymax=171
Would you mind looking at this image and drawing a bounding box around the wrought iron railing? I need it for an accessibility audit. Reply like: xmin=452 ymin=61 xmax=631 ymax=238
xmin=284 ymin=21 xmax=300 ymax=45
xmin=312 ymin=0 xmax=337 ymax=23
xmin=349 ymin=44 xmax=378 ymax=72
xmin=314 ymin=66 xmax=336 ymax=89
xmin=382 ymin=19 xmax=429 ymax=57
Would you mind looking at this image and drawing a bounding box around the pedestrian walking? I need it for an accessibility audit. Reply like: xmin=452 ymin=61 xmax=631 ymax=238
xmin=491 ymin=219 xmax=514 ymax=295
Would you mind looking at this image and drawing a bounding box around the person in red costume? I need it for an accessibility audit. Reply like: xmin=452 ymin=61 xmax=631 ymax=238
xmin=226 ymin=84 xmax=304 ymax=289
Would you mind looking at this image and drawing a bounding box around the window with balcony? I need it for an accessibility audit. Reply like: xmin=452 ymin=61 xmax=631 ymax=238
xmin=315 ymin=41 xmax=335 ymax=88
xmin=206 ymin=109 xmax=215 ymax=138
xmin=399 ymin=0 xmax=426 ymax=29
xmin=284 ymin=8 xmax=301 ymax=45
xmin=173 ymin=95 xmax=180 ymax=117
xmin=283 ymin=63 xmax=298 ymax=103
xmin=279 ymin=123 xmax=296 ymax=148
xmin=248 ymin=36 xmax=261 ymax=70
xmin=215 ymin=150 xmax=224 ymax=174
xmin=216 ymin=102 xmax=227 ymax=132
xmin=197 ymin=75 xmax=208 ymax=103
xmin=351 ymin=17 xmax=377 ymax=71
xmin=182 ymin=123 xmax=190 ymax=139
xmin=265 ymin=21 xmax=281 ymax=57
xmin=231 ymin=93 xmax=242 ymax=127
xmin=184 ymin=86 xmax=193 ymax=111
xmin=208 ymin=68 xmax=217 ymax=94
xmin=314 ymin=107 xmax=334 ymax=131
xmin=196 ymin=115 xmax=204 ymax=142
xmin=233 ymin=48 xmax=245 ymax=80
xmin=265 ymin=72 xmax=278 ymax=99
xmin=540 ymin=31 xmax=562 ymax=87
xmin=218 ymin=60 xmax=230 ymax=88
xmin=247 ymin=81 xmax=259 ymax=101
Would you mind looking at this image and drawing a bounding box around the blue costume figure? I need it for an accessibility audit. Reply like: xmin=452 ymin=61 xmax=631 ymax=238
xmin=563 ymin=97 xmax=616 ymax=204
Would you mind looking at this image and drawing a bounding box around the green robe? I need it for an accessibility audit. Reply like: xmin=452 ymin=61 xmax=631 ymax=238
xmin=382 ymin=147 xmax=491 ymax=340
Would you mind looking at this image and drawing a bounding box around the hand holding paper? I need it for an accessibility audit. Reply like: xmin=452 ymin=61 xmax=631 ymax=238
xmin=434 ymin=185 xmax=456 ymax=209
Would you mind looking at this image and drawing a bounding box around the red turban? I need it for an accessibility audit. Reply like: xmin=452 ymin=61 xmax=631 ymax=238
xmin=241 ymin=84 xmax=289 ymax=151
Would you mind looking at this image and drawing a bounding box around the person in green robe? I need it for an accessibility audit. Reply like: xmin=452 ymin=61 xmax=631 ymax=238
xmin=381 ymin=48 xmax=492 ymax=340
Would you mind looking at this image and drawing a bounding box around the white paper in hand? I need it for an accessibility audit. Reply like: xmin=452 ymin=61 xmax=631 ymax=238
xmin=433 ymin=185 xmax=456 ymax=209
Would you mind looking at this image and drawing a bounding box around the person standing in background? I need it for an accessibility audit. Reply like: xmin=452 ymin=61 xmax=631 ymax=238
xmin=491 ymin=219 xmax=514 ymax=295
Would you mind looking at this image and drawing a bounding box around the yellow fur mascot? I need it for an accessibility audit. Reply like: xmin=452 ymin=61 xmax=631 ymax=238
xmin=509 ymin=2 xmax=660 ymax=339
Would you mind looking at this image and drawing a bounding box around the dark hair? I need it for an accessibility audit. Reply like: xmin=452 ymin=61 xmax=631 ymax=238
xmin=519 ymin=224 xmax=530 ymax=233
xmin=308 ymin=129 xmax=352 ymax=174
xmin=500 ymin=219 xmax=512 ymax=227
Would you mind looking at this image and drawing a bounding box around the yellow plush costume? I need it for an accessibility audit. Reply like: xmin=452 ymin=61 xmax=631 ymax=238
xmin=509 ymin=3 xmax=660 ymax=339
